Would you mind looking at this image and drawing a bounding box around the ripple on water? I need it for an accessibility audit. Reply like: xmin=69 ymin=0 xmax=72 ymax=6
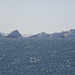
xmin=0 ymin=39 xmax=75 ymax=75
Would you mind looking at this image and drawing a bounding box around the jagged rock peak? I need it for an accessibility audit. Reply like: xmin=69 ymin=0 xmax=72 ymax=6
xmin=69 ymin=29 xmax=75 ymax=33
xmin=7 ymin=30 xmax=22 ymax=38
xmin=65 ymin=29 xmax=75 ymax=38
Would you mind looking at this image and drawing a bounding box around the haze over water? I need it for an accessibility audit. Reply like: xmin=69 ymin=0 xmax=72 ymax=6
xmin=0 ymin=0 xmax=75 ymax=34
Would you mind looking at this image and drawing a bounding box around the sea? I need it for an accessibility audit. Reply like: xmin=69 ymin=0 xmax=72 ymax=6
xmin=0 ymin=38 xmax=75 ymax=75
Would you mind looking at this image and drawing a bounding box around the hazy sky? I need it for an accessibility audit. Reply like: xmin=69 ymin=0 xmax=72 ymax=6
xmin=0 ymin=0 xmax=75 ymax=34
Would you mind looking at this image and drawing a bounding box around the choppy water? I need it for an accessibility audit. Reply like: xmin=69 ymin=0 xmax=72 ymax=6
xmin=0 ymin=38 xmax=75 ymax=75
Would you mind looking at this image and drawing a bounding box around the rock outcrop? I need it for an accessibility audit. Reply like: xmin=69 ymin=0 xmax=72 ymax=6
xmin=29 ymin=32 xmax=50 ymax=38
xmin=65 ymin=29 xmax=75 ymax=38
xmin=29 ymin=29 xmax=75 ymax=39
xmin=1 ymin=29 xmax=75 ymax=39
xmin=7 ymin=30 xmax=22 ymax=38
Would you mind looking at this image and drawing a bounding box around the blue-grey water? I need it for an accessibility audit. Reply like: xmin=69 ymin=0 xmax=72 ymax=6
xmin=0 ymin=38 xmax=75 ymax=75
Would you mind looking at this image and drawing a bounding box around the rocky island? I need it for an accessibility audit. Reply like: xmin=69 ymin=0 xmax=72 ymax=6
xmin=29 ymin=29 xmax=75 ymax=39
xmin=6 ymin=30 xmax=22 ymax=38
xmin=29 ymin=32 xmax=50 ymax=38
xmin=0 ymin=29 xmax=75 ymax=38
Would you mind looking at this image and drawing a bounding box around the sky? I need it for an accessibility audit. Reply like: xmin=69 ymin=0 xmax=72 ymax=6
xmin=0 ymin=0 xmax=75 ymax=34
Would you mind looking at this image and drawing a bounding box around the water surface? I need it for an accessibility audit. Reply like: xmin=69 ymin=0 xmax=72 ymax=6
xmin=0 ymin=38 xmax=75 ymax=75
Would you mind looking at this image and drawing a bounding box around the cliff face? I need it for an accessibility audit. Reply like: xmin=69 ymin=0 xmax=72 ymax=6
xmin=7 ymin=30 xmax=22 ymax=38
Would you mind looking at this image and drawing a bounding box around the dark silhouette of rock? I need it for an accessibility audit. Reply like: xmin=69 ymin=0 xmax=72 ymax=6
xmin=7 ymin=30 xmax=22 ymax=38
xmin=1 ymin=29 xmax=75 ymax=39
xmin=29 ymin=32 xmax=50 ymax=38
xmin=65 ymin=29 xmax=75 ymax=38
